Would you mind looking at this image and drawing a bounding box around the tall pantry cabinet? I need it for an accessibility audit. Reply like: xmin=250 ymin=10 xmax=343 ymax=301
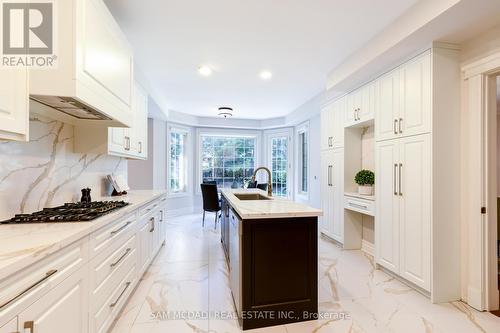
xmin=320 ymin=99 xmax=345 ymax=243
xmin=375 ymin=46 xmax=461 ymax=302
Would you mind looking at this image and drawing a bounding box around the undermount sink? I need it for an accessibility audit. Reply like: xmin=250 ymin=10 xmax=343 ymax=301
xmin=234 ymin=193 xmax=271 ymax=201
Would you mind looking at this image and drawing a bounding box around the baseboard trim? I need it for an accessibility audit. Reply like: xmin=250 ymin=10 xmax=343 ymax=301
xmin=361 ymin=240 xmax=374 ymax=256
xmin=165 ymin=206 xmax=194 ymax=218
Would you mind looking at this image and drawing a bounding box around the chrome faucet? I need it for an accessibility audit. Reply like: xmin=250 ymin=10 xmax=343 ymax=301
xmin=251 ymin=167 xmax=273 ymax=197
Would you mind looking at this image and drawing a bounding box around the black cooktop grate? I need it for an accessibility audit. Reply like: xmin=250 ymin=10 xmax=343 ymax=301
xmin=1 ymin=201 xmax=129 ymax=224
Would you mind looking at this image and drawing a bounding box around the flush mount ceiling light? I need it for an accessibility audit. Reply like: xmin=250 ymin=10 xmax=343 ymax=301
xmin=260 ymin=71 xmax=272 ymax=80
xmin=198 ymin=65 xmax=212 ymax=76
xmin=218 ymin=107 xmax=233 ymax=118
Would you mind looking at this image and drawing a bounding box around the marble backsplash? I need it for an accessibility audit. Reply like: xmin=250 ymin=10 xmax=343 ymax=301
xmin=0 ymin=115 xmax=127 ymax=221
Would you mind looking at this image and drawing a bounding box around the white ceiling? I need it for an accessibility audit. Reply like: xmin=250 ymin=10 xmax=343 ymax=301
xmin=104 ymin=0 xmax=419 ymax=119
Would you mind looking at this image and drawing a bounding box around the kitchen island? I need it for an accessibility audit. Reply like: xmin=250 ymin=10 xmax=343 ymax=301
xmin=220 ymin=189 xmax=322 ymax=330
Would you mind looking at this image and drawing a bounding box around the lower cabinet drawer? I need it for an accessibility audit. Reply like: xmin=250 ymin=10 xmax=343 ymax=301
xmin=89 ymin=235 xmax=137 ymax=314
xmin=0 ymin=238 xmax=89 ymax=325
xmin=90 ymin=265 xmax=136 ymax=333
xmin=90 ymin=234 xmax=137 ymax=295
xmin=344 ymin=196 xmax=375 ymax=216
xmin=89 ymin=213 xmax=137 ymax=257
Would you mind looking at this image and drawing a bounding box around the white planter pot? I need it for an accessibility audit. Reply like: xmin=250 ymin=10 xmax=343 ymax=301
xmin=358 ymin=185 xmax=373 ymax=196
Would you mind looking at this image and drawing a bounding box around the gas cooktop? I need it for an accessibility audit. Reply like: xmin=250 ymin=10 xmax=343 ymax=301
xmin=1 ymin=201 xmax=129 ymax=224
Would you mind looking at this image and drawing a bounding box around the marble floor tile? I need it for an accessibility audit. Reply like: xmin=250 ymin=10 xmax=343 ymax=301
xmin=111 ymin=213 xmax=500 ymax=333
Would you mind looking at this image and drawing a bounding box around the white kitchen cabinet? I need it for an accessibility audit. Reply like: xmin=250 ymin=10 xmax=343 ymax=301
xmin=75 ymin=82 xmax=149 ymax=159
xmin=398 ymin=134 xmax=431 ymax=290
xmin=0 ymin=68 xmax=29 ymax=141
xmin=345 ymin=83 xmax=374 ymax=127
xmin=331 ymin=149 xmax=344 ymax=241
xmin=17 ymin=265 xmax=89 ymax=333
xmin=0 ymin=317 xmax=17 ymax=333
xmin=107 ymin=82 xmax=148 ymax=159
xmin=320 ymin=104 xmax=334 ymax=151
xmin=29 ymin=0 xmax=134 ymax=128
xmin=138 ymin=216 xmax=154 ymax=276
xmin=375 ymin=134 xmax=431 ymax=291
xmin=375 ymin=139 xmax=400 ymax=273
xmin=375 ymin=68 xmax=401 ymax=141
xmin=321 ymin=98 xmax=345 ymax=151
xmin=376 ymin=50 xmax=431 ymax=142
xmin=320 ymin=151 xmax=332 ymax=234
xmin=320 ymin=149 xmax=344 ymax=243
xmin=332 ymin=98 xmax=345 ymax=148
xmin=133 ymin=84 xmax=149 ymax=159
xmin=400 ymin=50 xmax=432 ymax=137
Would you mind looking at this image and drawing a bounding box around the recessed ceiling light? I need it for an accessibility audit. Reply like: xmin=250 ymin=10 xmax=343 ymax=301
xmin=260 ymin=71 xmax=272 ymax=80
xmin=198 ymin=66 xmax=212 ymax=76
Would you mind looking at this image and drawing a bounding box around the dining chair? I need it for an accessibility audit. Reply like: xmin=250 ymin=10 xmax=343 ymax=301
xmin=200 ymin=183 xmax=221 ymax=229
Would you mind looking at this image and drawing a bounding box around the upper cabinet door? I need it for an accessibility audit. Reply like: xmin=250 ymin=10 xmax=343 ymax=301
xmin=375 ymin=68 xmax=401 ymax=142
xmin=358 ymin=82 xmax=375 ymax=122
xmin=134 ymin=84 xmax=148 ymax=159
xmin=320 ymin=104 xmax=333 ymax=151
xmin=398 ymin=134 xmax=431 ymax=291
xmin=0 ymin=68 xmax=28 ymax=141
xmin=375 ymin=139 xmax=400 ymax=274
xmin=81 ymin=0 xmax=133 ymax=108
xmin=108 ymin=127 xmax=129 ymax=155
xmin=344 ymin=91 xmax=358 ymax=127
xmin=332 ymin=98 xmax=345 ymax=148
xmin=400 ymin=51 xmax=431 ymax=137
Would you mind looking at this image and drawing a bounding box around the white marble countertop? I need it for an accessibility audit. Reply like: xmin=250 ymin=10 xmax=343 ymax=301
xmin=221 ymin=189 xmax=323 ymax=219
xmin=0 ymin=190 xmax=166 ymax=281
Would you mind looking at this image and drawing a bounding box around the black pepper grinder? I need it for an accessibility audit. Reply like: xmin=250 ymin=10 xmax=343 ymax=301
xmin=81 ymin=188 xmax=91 ymax=203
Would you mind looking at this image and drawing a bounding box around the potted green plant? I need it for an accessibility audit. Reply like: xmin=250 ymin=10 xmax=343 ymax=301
xmin=355 ymin=169 xmax=375 ymax=195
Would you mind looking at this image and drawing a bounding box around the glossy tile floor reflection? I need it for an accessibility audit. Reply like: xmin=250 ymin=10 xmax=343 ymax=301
xmin=110 ymin=213 xmax=500 ymax=332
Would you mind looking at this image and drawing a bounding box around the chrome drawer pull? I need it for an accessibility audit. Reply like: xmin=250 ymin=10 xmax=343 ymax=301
xmin=110 ymin=248 xmax=132 ymax=268
xmin=0 ymin=269 xmax=58 ymax=311
xmin=110 ymin=282 xmax=131 ymax=308
xmin=110 ymin=221 xmax=132 ymax=236
xmin=149 ymin=217 xmax=155 ymax=232
xmin=349 ymin=202 xmax=368 ymax=210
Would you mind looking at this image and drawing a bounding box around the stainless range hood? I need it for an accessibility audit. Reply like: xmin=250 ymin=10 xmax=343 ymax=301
xmin=30 ymin=95 xmax=112 ymax=121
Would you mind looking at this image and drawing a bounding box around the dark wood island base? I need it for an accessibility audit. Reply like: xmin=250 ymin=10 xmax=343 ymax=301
xmin=221 ymin=193 xmax=319 ymax=331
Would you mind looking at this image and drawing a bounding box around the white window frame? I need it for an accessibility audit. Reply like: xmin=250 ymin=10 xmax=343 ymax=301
xmin=196 ymin=128 xmax=262 ymax=194
xmin=295 ymin=121 xmax=310 ymax=200
xmin=167 ymin=124 xmax=190 ymax=198
xmin=264 ymin=128 xmax=293 ymax=198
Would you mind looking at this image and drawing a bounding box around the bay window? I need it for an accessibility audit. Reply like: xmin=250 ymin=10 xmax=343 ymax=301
xmin=168 ymin=127 xmax=189 ymax=195
xmin=200 ymin=135 xmax=257 ymax=189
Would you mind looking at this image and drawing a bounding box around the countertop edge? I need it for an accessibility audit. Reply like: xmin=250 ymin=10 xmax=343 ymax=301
xmin=221 ymin=189 xmax=323 ymax=220
xmin=0 ymin=190 xmax=167 ymax=281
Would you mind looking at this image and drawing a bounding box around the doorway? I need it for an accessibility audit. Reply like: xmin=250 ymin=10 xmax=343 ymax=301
xmin=461 ymin=56 xmax=500 ymax=312
xmin=495 ymin=76 xmax=500 ymax=316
